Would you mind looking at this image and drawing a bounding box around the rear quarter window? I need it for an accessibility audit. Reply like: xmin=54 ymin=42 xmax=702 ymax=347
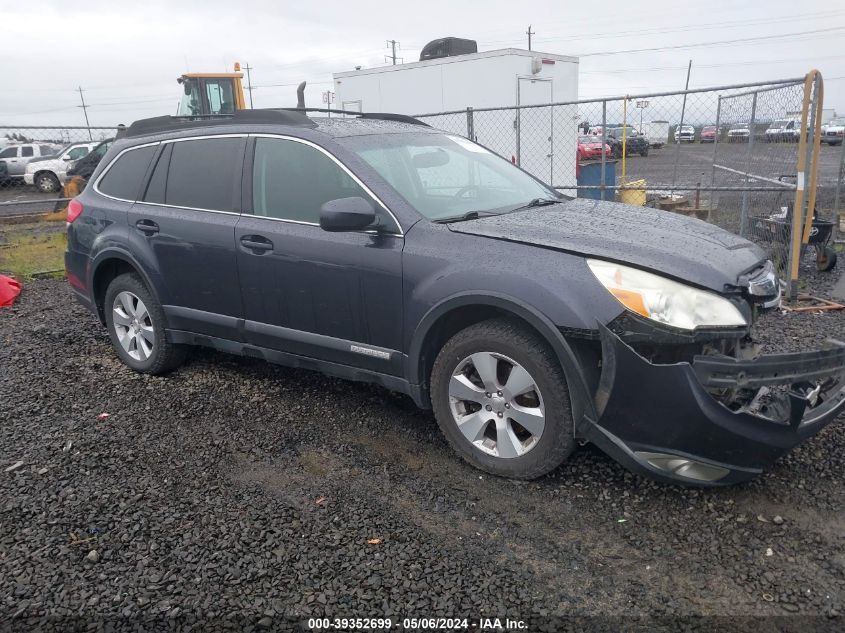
xmin=97 ymin=145 xmax=157 ymax=201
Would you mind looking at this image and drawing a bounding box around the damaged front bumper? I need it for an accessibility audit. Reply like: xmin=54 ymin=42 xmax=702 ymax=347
xmin=581 ymin=326 xmax=845 ymax=485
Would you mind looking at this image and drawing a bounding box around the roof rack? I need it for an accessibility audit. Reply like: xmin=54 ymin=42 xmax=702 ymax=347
xmin=124 ymin=107 xmax=428 ymax=138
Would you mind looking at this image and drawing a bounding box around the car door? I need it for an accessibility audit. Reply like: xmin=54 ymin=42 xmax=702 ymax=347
xmin=0 ymin=146 xmax=18 ymax=175
xmin=235 ymin=135 xmax=404 ymax=375
xmin=126 ymin=136 xmax=247 ymax=339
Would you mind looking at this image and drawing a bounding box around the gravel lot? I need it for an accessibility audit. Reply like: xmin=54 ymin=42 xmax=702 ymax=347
xmin=1 ymin=263 xmax=844 ymax=631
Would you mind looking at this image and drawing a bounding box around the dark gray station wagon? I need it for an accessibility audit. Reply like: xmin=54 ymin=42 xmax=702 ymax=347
xmin=65 ymin=109 xmax=845 ymax=486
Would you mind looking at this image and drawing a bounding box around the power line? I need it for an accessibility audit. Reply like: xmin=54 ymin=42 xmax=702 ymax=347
xmin=576 ymin=25 xmax=845 ymax=57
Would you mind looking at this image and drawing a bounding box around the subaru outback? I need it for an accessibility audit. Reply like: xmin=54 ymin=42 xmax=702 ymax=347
xmin=64 ymin=109 xmax=845 ymax=486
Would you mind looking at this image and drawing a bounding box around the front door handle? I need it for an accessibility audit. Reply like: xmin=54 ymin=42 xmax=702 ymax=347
xmin=240 ymin=235 xmax=273 ymax=253
xmin=135 ymin=219 xmax=159 ymax=235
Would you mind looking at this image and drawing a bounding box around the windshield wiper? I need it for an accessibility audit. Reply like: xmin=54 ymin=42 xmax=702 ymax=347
xmin=509 ymin=197 xmax=560 ymax=213
xmin=434 ymin=210 xmax=486 ymax=224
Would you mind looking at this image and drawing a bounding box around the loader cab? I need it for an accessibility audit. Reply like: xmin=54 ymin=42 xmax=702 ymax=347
xmin=176 ymin=68 xmax=246 ymax=117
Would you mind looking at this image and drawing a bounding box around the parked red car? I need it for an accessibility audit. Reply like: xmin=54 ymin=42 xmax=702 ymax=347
xmin=577 ymin=135 xmax=611 ymax=160
xmin=700 ymin=125 xmax=718 ymax=143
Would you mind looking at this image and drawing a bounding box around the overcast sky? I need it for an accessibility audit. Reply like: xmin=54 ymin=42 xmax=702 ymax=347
xmin=1 ymin=0 xmax=842 ymax=128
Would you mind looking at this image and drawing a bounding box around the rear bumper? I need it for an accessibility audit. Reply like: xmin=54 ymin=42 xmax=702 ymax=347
xmin=583 ymin=326 xmax=845 ymax=485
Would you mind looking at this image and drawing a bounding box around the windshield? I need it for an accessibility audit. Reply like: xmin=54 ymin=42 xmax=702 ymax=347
xmin=703 ymin=126 xmax=716 ymax=132
xmin=339 ymin=132 xmax=558 ymax=221
xmin=829 ymin=117 xmax=845 ymax=126
xmin=771 ymin=119 xmax=789 ymax=128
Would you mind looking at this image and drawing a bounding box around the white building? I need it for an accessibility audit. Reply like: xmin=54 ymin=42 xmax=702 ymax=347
xmin=333 ymin=48 xmax=579 ymax=187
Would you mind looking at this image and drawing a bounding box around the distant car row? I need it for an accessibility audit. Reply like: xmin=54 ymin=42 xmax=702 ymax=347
xmin=670 ymin=117 xmax=844 ymax=145
xmin=0 ymin=139 xmax=113 ymax=192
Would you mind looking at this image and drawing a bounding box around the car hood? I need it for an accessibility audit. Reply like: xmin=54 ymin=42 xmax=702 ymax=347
xmin=447 ymin=199 xmax=767 ymax=293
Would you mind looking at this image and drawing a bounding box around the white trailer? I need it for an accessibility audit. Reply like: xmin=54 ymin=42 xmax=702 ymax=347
xmin=333 ymin=48 xmax=579 ymax=188
xmin=641 ymin=121 xmax=670 ymax=148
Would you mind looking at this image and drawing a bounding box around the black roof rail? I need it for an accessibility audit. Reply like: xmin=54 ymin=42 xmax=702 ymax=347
xmin=281 ymin=108 xmax=430 ymax=127
xmin=124 ymin=109 xmax=316 ymax=138
xmin=124 ymin=107 xmax=427 ymax=138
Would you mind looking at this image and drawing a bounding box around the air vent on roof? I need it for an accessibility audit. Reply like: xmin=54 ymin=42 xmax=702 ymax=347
xmin=419 ymin=37 xmax=478 ymax=61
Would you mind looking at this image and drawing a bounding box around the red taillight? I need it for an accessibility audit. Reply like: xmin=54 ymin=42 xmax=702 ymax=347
xmin=67 ymin=199 xmax=83 ymax=224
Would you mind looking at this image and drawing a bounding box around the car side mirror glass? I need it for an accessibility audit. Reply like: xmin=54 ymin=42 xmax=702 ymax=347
xmin=319 ymin=196 xmax=377 ymax=232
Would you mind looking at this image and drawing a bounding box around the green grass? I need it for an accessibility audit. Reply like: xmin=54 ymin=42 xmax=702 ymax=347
xmin=0 ymin=224 xmax=66 ymax=279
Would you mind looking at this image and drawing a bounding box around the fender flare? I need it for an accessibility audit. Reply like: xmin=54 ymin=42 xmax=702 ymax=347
xmin=88 ymin=247 xmax=164 ymax=320
xmin=407 ymin=291 xmax=597 ymax=424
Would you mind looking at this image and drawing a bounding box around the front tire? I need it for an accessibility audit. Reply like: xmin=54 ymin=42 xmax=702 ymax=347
xmin=430 ymin=319 xmax=575 ymax=479
xmin=104 ymin=273 xmax=186 ymax=374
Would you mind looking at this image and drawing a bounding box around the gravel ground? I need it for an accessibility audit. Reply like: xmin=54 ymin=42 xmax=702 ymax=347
xmin=1 ymin=265 xmax=844 ymax=632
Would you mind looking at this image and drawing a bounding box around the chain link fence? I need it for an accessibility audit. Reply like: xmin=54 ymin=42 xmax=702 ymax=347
xmin=416 ymin=73 xmax=839 ymax=292
xmin=0 ymin=126 xmax=117 ymax=217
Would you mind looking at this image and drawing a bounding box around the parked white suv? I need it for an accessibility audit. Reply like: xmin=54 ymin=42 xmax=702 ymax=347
xmin=727 ymin=125 xmax=750 ymax=143
xmin=673 ymin=124 xmax=695 ymax=142
xmin=765 ymin=118 xmax=800 ymax=142
xmin=822 ymin=117 xmax=844 ymax=146
xmin=0 ymin=143 xmax=58 ymax=180
xmin=23 ymin=142 xmax=97 ymax=193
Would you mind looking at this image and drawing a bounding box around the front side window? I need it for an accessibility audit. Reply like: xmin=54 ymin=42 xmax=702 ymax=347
xmin=0 ymin=147 xmax=17 ymax=158
xmin=340 ymin=132 xmax=557 ymax=221
xmin=252 ymin=138 xmax=372 ymax=224
xmin=158 ymin=137 xmax=243 ymax=211
xmin=67 ymin=146 xmax=89 ymax=160
xmin=98 ymin=145 xmax=157 ymax=200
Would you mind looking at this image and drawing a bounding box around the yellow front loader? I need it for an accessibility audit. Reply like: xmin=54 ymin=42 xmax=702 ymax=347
xmin=176 ymin=63 xmax=247 ymax=116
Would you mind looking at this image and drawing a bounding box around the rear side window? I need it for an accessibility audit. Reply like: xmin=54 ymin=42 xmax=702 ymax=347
xmin=21 ymin=146 xmax=34 ymax=157
xmin=163 ymin=138 xmax=243 ymax=211
xmin=98 ymin=145 xmax=156 ymax=200
xmin=252 ymin=137 xmax=370 ymax=223
xmin=39 ymin=146 xmax=53 ymax=155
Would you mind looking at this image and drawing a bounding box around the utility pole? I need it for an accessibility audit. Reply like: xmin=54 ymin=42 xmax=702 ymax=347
xmin=77 ymin=87 xmax=92 ymax=140
xmin=526 ymin=25 xmax=534 ymax=51
xmin=385 ymin=39 xmax=401 ymax=65
xmin=243 ymin=63 xmax=254 ymax=108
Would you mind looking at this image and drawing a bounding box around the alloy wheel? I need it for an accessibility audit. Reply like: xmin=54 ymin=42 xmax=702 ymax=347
xmin=448 ymin=352 xmax=545 ymax=458
xmin=112 ymin=291 xmax=155 ymax=361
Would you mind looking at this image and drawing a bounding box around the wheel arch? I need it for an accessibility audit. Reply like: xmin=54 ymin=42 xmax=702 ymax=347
xmin=90 ymin=250 xmax=161 ymax=325
xmin=408 ymin=292 xmax=596 ymax=425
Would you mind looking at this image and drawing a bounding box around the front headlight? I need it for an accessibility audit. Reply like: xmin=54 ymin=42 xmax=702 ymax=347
xmin=587 ymin=259 xmax=747 ymax=330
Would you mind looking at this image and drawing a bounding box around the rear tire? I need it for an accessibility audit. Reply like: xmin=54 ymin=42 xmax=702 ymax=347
xmin=104 ymin=273 xmax=186 ymax=374
xmin=430 ymin=318 xmax=575 ymax=479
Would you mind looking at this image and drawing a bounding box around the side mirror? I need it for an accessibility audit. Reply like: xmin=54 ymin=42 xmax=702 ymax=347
xmin=62 ymin=155 xmax=72 ymax=161
xmin=319 ymin=196 xmax=377 ymax=232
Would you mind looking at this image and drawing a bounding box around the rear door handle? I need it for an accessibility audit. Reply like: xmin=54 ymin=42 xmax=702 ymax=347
xmin=135 ymin=219 xmax=159 ymax=235
xmin=240 ymin=235 xmax=274 ymax=253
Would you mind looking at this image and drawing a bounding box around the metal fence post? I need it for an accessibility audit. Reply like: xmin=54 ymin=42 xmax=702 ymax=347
xmin=466 ymin=107 xmax=474 ymax=141
xmin=709 ymin=96 xmax=722 ymax=213
xmin=739 ymin=91 xmax=758 ymax=237
xmin=600 ymin=100 xmax=607 ymax=201
xmin=834 ymin=133 xmax=845 ymax=243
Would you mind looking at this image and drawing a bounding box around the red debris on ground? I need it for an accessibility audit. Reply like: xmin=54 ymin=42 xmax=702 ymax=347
xmin=0 ymin=275 xmax=21 ymax=308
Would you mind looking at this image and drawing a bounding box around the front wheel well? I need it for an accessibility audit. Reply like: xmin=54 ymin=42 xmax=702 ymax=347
xmin=91 ymin=258 xmax=139 ymax=324
xmin=417 ymin=305 xmax=557 ymax=405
